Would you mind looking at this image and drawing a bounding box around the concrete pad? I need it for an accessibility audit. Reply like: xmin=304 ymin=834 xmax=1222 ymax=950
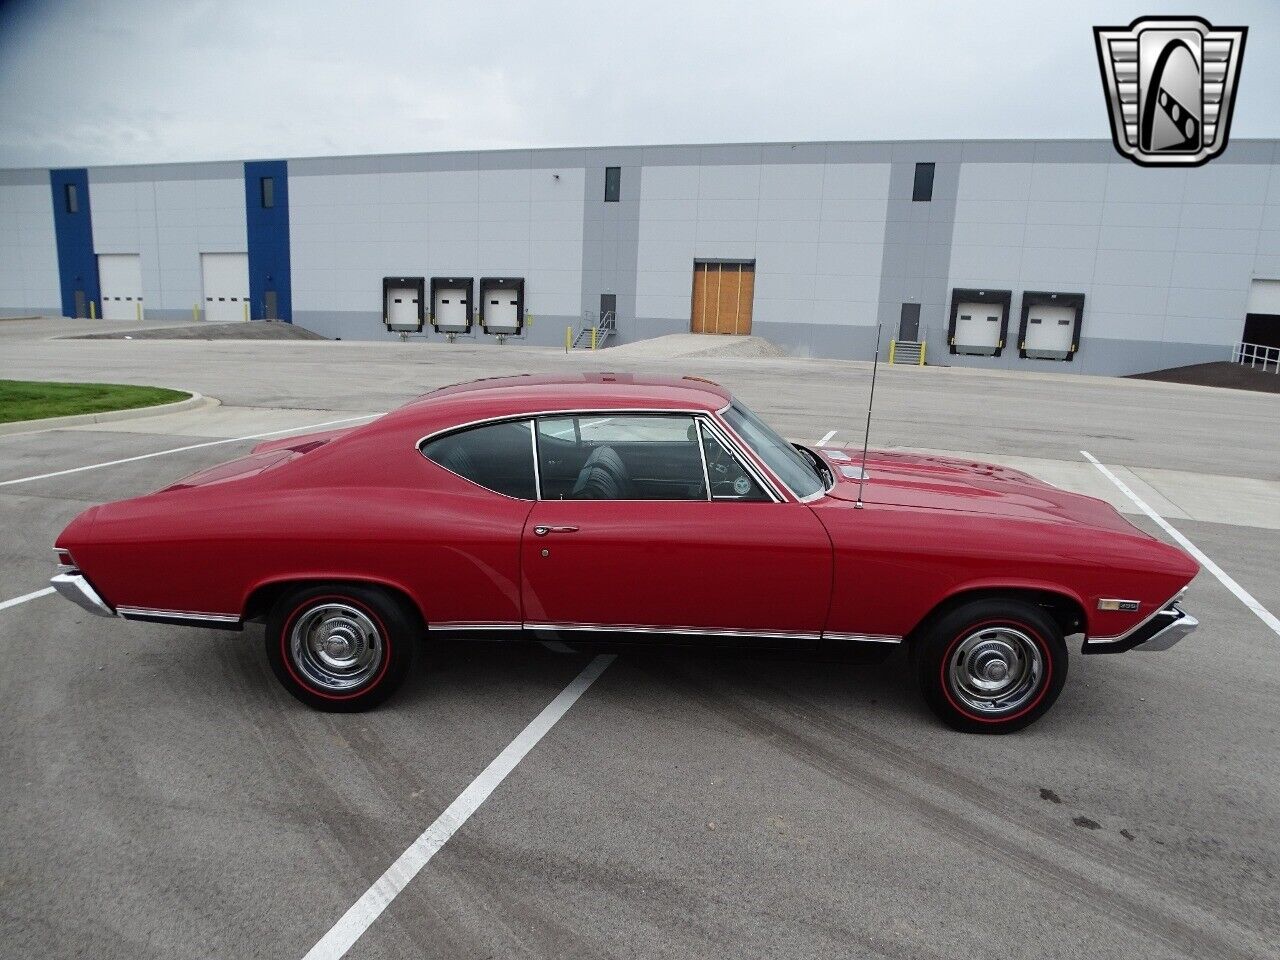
xmin=75 ymin=405 xmax=376 ymax=439
xmin=1132 ymin=467 xmax=1280 ymax=531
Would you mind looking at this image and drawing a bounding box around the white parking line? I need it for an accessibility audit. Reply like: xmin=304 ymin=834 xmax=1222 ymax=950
xmin=1082 ymin=450 xmax=1280 ymax=639
xmin=0 ymin=414 xmax=381 ymax=488
xmin=0 ymin=586 xmax=55 ymax=612
xmin=816 ymin=430 xmax=837 ymax=447
xmin=303 ymin=654 xmax=615 ymax=960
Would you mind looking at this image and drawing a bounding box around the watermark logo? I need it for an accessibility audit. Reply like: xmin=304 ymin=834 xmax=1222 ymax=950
xmin=1094 ymin=16 xmax=1246 ymax=167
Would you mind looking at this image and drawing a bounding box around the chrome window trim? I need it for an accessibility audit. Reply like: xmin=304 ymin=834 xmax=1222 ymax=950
xmin=528 ymin=419 xmax=543 ymax=501
xmin=1087 ymin=587 xmax=1190 ymax=643
xmin=711 ymin=406 xmax=822 ymax=503
xmin=116 ymin=605 xmax=240 ymax=624
xmin=698 ymin=416 xmax=785 ymax=503
xmin=422 ymin=408 xmax=788 ymax=505
xmin=418 ymin=415 xmax=540 ymax=502
xmin=694 ymin=419 xmax=713 ymax=501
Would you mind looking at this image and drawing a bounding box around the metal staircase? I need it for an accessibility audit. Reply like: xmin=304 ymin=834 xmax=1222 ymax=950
xmin=571 ymin=310 xmax=617 ymax=350
xmin=889 ymin=339 xmax=926 ymax=366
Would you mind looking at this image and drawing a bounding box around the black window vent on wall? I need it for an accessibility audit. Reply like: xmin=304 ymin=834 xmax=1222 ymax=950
xmin=604 ymin=166 xmax=621 ymax=202
xmin=912 ymin=162 xmax=935 ymax=202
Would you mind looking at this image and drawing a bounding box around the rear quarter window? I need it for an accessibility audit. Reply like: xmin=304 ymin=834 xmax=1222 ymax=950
xmin=421 ymin=419 xmax=536 ymax=499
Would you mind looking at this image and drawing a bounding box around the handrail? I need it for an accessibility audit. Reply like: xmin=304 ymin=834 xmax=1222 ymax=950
xmin=1233 ymin=341 xmax=1280 ymax=373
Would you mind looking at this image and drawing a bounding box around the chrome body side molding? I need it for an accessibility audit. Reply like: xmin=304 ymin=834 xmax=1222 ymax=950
xmin=116 ymin=606 xmax=241 ymax=626
xmin=823 ymin=631 xmax=903 ymax=644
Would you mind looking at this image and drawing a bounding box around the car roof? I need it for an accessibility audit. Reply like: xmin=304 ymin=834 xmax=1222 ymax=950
xmin=382 ymin=373 xmax=733 ymax=430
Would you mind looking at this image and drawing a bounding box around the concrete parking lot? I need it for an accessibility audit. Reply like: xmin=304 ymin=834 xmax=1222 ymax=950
xmin=1 ymin=318 xmax=1278 ymax=960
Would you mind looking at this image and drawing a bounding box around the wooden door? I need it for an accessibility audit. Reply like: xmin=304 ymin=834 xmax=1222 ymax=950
xmin=691 ymin=262 xmax=754 ymax=335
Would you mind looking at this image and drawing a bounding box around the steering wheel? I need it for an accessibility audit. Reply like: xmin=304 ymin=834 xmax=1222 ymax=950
xmin=702 ymin=437 xmax=746 ymax=497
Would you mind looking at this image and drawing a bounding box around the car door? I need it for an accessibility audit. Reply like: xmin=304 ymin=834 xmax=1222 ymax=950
xmin=522 ymin=413 xmax=832 ymax=639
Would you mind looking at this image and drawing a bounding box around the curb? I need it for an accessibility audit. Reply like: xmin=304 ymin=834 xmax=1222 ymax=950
xmin=0 ymin=392 xmax=219 ymax=437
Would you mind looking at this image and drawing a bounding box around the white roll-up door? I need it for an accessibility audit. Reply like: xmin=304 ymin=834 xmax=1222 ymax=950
xmin=385 ymin=286 xmax=420 ymax=330
xmin=98 ymin=254 xmax=143 ymax=321
xmin=953 ymin=301 xmax=1002 ymax=355
xmin=433 ymin=285 xmax=469 ymax=329
xmin=484 ymin=286 xmax=520 ymax=332
xmin=1246 ymin=279 xmax=1280 ymax=315
xmin=1023 ymin=304 xmax=1075 ymax=359
xmin=200 ymin=252 xmax=250 ymax=322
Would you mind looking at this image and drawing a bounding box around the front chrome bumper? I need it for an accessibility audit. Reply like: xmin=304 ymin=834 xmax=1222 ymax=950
xmin=1136 ymin=604 xmax=1198 ymax=651
xmin=50 ymin=571 xmax=115 ymax=618
xmin=1082 ymin=601 xmax=1198 ymax=654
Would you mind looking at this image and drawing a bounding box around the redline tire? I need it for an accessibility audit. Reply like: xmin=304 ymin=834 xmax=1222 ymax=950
xmin=916 ymin=599 xmax=1067 ymax=734
xmin=265 ymin=584 xmax=417 ymax=712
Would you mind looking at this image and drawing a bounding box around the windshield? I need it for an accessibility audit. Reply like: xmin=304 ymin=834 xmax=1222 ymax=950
xmin=721 ymin=401 xmax=825 ymax=499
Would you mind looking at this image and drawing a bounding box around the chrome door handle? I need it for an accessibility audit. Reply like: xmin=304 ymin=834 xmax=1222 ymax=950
xmin=534 ymin=525 xmax=579 ymax=536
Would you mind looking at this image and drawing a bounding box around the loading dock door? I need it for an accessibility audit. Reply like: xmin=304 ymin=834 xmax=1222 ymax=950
xmin=1244 ymin=279 xmax=1280 ymax=349
xmin=1023 ymin=304 xmax=1075 ymax=359
xmin=482 ymin=284 xmax=521 ymax=333
xmin=691 ymin=261 xmax=754 ymax=335
xmin=434 ymin=285 xmax=470 ymax=330
xmin=200 ymin=252 xmax=250 ymax=322
xmin=385 ymin=285 xmax=420 ymax=330
xmin=98 ymin=254 xmax=143 ymax=321
xmin=953 ymin=302 xmax=1002 ymax=355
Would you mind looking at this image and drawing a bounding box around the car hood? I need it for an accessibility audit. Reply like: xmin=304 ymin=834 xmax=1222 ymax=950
xmin=818 ymin=447 xmax=1141 ymax=536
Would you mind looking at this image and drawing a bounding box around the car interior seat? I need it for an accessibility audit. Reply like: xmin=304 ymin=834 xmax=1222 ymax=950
xmin=570 ymin=445 xmax=632 ymax=500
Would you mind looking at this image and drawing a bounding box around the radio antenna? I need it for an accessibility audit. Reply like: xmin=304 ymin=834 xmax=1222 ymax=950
xmin=855 ymin=322 xmax=883 ymax=510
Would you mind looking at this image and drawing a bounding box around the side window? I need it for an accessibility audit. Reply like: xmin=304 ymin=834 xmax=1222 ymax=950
xmin=536 ymin=414 xmax=706 ymax=501
xmin=422 ymin=420 xmax=536 ymax=499
xmin=699 ymin=423 xmax=770 ymax=501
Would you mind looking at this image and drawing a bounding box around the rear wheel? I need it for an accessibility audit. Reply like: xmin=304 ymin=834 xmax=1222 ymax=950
xmin=265 ymin=584 xmax=417 ymax=711
xmin=915 ymin=599 xmax=1067 ymax=734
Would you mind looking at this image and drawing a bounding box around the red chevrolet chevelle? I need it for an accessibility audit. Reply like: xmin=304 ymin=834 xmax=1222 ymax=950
xmin=51 ymin=373 xmax=1199 ymax=732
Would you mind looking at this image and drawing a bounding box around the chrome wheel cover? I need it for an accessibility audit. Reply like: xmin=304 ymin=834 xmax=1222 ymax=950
xmin=289 ymin=602 xmax=384 ymax=692
xmin=947 ymin=626 xmax=1044 ymax=715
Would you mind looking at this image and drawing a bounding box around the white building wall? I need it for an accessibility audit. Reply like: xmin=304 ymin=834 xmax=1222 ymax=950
xmin=89 ymin=169 xmax=245 ymax=318
xmin=289 ymin=167 xmax=585 ymax=334
xmin=636 ymin=159 xmax=890 ymax=336
xmin=0 ymin=177 xmax=60 ymax=316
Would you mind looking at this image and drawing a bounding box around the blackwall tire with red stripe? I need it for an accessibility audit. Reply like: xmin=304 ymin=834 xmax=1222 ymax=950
xmin=916 ymin=599 xmax=1067 ymax=734
xmin=265 ymin=584 xmax=417 ymax=712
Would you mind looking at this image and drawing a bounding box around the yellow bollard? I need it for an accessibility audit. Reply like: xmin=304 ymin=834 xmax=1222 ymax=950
xmin=193 ymin=303 xmax=199 ymax=323
xmin=590 ymin=327 xmax=598 ymax=350
xmin=565 ymin=325 xmax=571 ymax=352
xmin=243 ymin=301 xmax=249 ymax=323
xmin=919 ymin=342 xmax=926 ymax=366
xmin=136 ymin=301 xmax=142 ymax=322
xmin=888 ymin=340 xmax=896 ymax=364
xmin=89 ymin=300 xmax=96 ymax=320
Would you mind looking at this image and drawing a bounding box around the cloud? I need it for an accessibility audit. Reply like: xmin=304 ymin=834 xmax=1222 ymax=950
xmin=0 ymin=0 xmax=1276 ymax=167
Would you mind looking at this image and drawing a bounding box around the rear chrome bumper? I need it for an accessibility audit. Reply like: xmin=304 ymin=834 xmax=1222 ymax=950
xmin=50 ymin=571 xmax=115 ymax=618
xmin=1083 ymin=601 xmax=1198 ymax=654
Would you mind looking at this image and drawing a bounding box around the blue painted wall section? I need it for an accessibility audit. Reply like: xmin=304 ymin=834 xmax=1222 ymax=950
xmin=49 ymin=168 xmax=98 ymax=318
xmin=244 ymin=159 xmax=292 ymax=321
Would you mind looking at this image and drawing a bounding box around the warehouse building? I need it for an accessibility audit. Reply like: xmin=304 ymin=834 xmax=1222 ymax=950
xmin=3 ymin=138 xmax=1280 ymax=375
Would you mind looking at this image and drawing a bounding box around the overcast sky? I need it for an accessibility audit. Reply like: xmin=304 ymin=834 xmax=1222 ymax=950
xmin=0 ymin=0 xmax=1276 ymax=168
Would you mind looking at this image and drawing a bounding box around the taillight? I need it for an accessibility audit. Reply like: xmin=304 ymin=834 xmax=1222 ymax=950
xmin=56 ymin=549 xmax=75 ymax=568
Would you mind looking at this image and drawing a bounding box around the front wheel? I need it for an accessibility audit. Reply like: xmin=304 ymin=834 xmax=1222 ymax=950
xmin=265 ymin=584 xmax=417 ymax=711
xmin=915 ymin=599 xmax=1067 ymax=734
